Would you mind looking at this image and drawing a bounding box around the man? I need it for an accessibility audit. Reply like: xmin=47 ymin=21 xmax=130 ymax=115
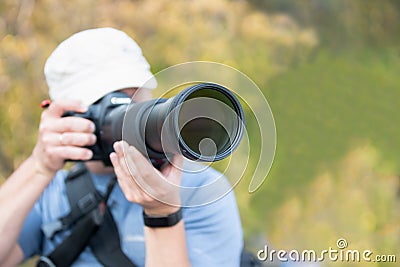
xmin=0 ymin=28 xmax=243 ymax=266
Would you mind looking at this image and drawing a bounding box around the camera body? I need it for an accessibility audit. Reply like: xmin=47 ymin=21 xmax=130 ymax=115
xmin=64 ymin=91 xmax=132 ymax=165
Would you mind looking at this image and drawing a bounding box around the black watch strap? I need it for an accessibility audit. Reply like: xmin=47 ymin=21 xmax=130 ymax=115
xmin=143 ymin=208 xmax=183 ymax=228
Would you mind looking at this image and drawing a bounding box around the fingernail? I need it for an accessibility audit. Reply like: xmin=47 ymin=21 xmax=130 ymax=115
xmin=113 ymin=141 xmax=121 ymax=152
xmin=80 ymin=105 xmax=89 ymax=112
xmin=89 ymin=123 xmax=96 ymax=132
xmin=86 ymin=150 xmax=93 ymax=159
xmin=121 ymin=140 xmax=128 ymax=148
xmin=128 ymin=146 xmax=136 ymax=153
xmin=90 ymin=134 xmax=97 ymax=144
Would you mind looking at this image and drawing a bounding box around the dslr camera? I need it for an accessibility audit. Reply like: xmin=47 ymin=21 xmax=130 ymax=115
xmin=64 ymin=83 xmax=245 ymax=166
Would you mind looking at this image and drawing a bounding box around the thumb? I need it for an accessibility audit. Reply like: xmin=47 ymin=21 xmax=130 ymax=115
xmin=161 ymin=156 xmax=184 ymax=179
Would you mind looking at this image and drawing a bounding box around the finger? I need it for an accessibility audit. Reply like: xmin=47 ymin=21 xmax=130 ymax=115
xmin=114 ymin=141 xmax=138 ymax=174
xmin=113 ymin=140 xmax=124 ymax=155
xmin=113 ymin=143 xmax=180 ymax=206
xmin=110 ymin=152 xmax=130 ymax=192
xmin=171 ymin=155 xmax=184 ymax=168
xmin=115 ymin=141 xmax=157 ymax=190
xmin=50 ymin=146 xmax=93 ymax=161
xmin=123 ymin=143 xmax=165 ymax=187
xmin=122 ymin=148 xmax=162 ymax=201
xmin=120 ymin=141 xmax=156 ymax=177
xmin=60 ymin=132 xmax=97 ymax=146
xmin=124 ymin=144 xmax=174 ymax=195
xmin=47 ymin=100 xmax=88 ymax=117
xmin=119 ymin=144 xmax=141 ymax=183
xmin=110 ymin=152 xmax=140 ymax=202
xmin=162 ymin=155 xmax=184 ymax=180
xmin=110 ymin=152 xmax=129 ymax=181
xmin=118 ymin=141 xmax=181 ymax=187
xmin=44 ymin=117 xmax=95 ymax=133
xmin=116 ymin=141 xmax=177 ymax=196
xmin=110 ymin=152 xmax=120 ymax=172
xmin=41 ymin=132 xmax=96 ymax=147
xmin=112 ymin=143 xmax=138 ymax=180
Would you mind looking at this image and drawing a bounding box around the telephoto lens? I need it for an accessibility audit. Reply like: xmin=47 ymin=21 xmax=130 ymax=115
xmin=121 ymin=83 xmax=245 ymax=162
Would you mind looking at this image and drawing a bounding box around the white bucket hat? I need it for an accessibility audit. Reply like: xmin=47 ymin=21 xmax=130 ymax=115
xmin=44 ymin=27 xmax=157 ymax=106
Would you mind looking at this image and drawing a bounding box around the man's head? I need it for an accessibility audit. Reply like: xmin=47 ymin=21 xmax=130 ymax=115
xmin=44 ymin=27 xmax=157 ymax=106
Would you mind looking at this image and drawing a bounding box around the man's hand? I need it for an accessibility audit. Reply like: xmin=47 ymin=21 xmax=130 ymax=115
xmin=31 ymin=100 xmax=97 ymax=178
xmin=110 ymin=141 xmax=183 ymax=215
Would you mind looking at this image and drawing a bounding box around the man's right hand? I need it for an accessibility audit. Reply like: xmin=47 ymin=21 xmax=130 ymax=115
xmin=31 ymin=100 xmax=97 ymax=178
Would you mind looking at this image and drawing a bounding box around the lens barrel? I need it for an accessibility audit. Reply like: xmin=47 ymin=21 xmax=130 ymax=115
xmin=120 ymin=83 xmax=245 ymax=162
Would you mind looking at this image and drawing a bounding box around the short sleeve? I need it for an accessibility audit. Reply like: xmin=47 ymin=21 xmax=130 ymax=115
xmin=183 ymin=188 xmax=244 ymax=267
xmin=18 ymin=203 xmax=43 ymax=260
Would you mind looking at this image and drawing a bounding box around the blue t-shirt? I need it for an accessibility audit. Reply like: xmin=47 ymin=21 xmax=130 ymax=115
xmin=18 ymin=161 xmax=243 ymax=266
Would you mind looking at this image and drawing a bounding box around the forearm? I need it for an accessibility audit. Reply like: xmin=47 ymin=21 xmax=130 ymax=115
xmin=144 ymin=221 xmax=190 ymax=267
xmin=111 ymin=142 xmax=189 ymax=266
xmin=0 ymin=156 xmax=54 ymax=260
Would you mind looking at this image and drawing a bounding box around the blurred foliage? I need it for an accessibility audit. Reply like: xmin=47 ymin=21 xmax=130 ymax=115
xmin=249 ymin=0 xmax=400 ymax=49
xmin=0 ymin=0 xmax=317 ymax=180
xmin=0 ymin=1 xmax=399 ymax=266
xmin=270 ymin=145 xmax=400 ymax=266
xmin=255 ymin=48 xmax=400 ymax=211
xmin=247 ymin=48 xmax=400 ymax=264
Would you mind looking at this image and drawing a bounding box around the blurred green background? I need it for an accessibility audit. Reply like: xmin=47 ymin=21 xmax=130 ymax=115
xmin=0 ymin=0 xmax=399 ymax=266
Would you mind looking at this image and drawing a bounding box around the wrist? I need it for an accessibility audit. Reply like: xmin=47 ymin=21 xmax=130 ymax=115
xmin=29 ymin=153 xmax=57 ymax=180
xmin=143 ymin=205 xmax=181 ymax=217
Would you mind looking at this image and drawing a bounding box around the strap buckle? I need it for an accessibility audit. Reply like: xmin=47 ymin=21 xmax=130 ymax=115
xmin=41 ymin=220 xmax=63 ymax=239
xmin=37 ymin=256 xmax=57 ymax=267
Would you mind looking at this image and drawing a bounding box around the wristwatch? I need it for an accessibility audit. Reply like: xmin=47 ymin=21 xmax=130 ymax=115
xmin=143 ymin=208 xmax=183 ymax=228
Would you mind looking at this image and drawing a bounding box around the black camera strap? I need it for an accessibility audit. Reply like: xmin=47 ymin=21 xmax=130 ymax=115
xmin=89 ymin=206 xmax=136 ymax=267
xmin=37 ymin=208 xmax=103 ymax=267
xmin=37 ymin=163 xmax=137 ymax=267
